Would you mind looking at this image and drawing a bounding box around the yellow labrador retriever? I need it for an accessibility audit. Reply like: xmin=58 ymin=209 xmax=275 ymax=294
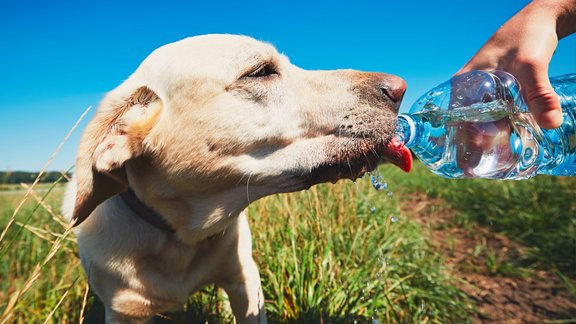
xmin=63 ymin=34 xmax=411 ymax=323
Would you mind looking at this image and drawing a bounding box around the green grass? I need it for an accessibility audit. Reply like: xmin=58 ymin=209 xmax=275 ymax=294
xmin=0 ymin=172 xmax=475 ymax=323
xmin=382 ymin=161 xmax=576 ymax=278
xmin=1 ymin=162 xmax=574 ymax=322
xmin=249 ymin=181 xmax=473 ymax=323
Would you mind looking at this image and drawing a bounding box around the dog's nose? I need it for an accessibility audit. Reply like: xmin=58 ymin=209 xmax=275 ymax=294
xmin=379 ymin=74 xmax=407 ymax=104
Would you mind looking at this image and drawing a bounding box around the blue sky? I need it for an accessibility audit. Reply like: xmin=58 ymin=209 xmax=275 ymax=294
xmin=1 ymin=0 xmax=574 ymax=171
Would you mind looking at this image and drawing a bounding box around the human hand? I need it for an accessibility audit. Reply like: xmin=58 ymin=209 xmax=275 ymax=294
xmin=457 ymin=0 xmax=576 ymax=129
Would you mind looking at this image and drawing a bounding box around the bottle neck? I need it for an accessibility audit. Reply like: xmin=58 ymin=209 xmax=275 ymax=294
xmin=397 ymin=114 xmax=417 ymax=148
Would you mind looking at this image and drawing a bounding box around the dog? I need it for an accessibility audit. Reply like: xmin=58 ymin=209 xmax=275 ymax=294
xmin=62 ymin=34 xmax=411 ymax=323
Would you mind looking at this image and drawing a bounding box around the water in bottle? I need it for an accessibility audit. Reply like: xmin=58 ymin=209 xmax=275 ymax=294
xmin=397 ymin=70 xmax=575 ymax=179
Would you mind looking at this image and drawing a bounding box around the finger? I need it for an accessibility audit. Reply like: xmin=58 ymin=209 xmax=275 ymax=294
xmin=455 ymin=57 xmax=497 ymax=77
xmin=515 ymin=64 xmax=563 ymax=129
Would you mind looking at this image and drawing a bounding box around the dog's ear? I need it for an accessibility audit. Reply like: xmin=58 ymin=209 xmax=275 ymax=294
xmin=72 ymin=86 xmax=162 ymax=226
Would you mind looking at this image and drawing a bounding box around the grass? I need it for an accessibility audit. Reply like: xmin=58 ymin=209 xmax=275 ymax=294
xmin=382 ymin=162 xmax=576 ymax=279
xmin=248 ymin=180 xmax=473 ymax=323
xmin=0 ymin=168 xmax=476 ymax=323
xmin=0 ymin=161 xmax=574 ymax=322
xmin=0 ymin=182 xmax=87 ymax=323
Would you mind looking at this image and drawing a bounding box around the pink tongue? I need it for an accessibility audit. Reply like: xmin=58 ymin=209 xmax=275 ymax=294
xmin=384 ymin=139 xmax=412 ymax=173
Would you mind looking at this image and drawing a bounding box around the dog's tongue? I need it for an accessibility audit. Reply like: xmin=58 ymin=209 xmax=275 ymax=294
xmin=383 ymin=138 xmax=412 ymax=173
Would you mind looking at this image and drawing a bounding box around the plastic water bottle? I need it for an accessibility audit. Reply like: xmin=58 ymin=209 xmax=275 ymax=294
xmin=397 ymin=70 xmax=575 ymax=179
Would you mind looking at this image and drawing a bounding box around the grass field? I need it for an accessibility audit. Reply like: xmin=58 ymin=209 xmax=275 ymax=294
xmin=0 ymin=162 xmax=574 ymax=323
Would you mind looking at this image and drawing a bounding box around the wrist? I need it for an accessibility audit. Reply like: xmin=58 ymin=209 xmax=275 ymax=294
xmin=530 ymin=0 xmax=576 ymax=38
xmin=556 ymin=0 xmax=576 ymax=38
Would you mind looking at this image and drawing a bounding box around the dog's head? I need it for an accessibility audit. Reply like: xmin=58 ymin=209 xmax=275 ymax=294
xmin=72 ymin=34 xmax=410 ymax=227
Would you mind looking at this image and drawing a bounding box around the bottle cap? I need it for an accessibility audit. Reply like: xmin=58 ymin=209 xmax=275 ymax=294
xmin=398 ymin=114 xmax=416 ymax=147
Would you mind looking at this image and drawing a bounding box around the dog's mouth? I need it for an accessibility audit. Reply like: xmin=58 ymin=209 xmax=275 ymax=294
xmin=306 ymin=137 xmax=412 ymax=186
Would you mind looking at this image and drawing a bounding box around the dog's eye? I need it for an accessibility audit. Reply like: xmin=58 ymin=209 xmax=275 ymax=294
xmin=245 ymin=63 xmax=279 ymax=78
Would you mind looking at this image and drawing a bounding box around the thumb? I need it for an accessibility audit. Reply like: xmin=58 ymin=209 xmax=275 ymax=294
xmin=516 ymin=65 xmax=563 ymax=129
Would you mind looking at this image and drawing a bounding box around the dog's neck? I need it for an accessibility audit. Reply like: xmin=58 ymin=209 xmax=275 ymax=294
xmin=119 ymin=187 xmax=176 ymax=233
xmin=124 ymin=162 xmax=260 ymax=245
xmin=120 ymin=186 xmax=236 ymax=244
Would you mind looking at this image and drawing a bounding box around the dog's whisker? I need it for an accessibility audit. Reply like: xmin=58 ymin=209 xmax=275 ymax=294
xmin=246 ymin=173 xmax=253 ymax=204
xmin=361 ymin=151 xmax=373 ymax=171
xmin=360 ymin=132 xmax=380 ymax=159
xmin=336 ymin=126 xmax=345 ymax=174
xmin=346 ymin=158 xmax=355 ymax=179
xmin=236 ymin=173 xmax=248 ymax=187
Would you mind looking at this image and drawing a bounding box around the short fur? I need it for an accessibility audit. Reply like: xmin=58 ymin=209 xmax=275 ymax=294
xmin=62 ymin=34 xmax=406 ymax=323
